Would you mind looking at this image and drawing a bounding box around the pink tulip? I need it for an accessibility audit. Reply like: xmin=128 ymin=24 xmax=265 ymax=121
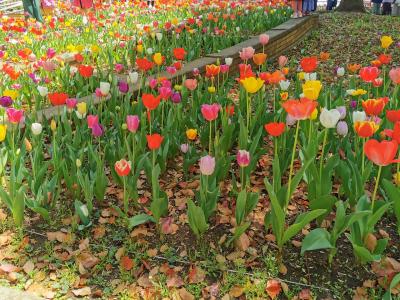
xmin=47 ymin=48 xmax=56 ymax=59
xmin=278 ymin=56 xmax=288 ymax=68
xmin=389 ymin=67 xmax=400 ymax=85
xmin=42 ymin=60 xmax=57 ymax=72
xmin=126 ymin=115 xmax=140 ymax=133
xmin=87 ymin=115 xmax=99 ymax=129
xmin=180 ymin=143 xmax=189 ymax=153
xmin=199 ymin=155 xmax=215 ymax=176
xmin=159 ymin=86 xmax=172 ymax=100
xmin=259 ymin=34 xmax=270 ymax=46
xmin=161 ymin=79 xmax=172 ymax=88
xmin=66 ymin=98 xmax=78 ymax=110
xmin=149 ymin=78 xmax=158 ymax=89
xmin=6 ymin=108 xmax=24 ymax=124
xmin=91 ymin=122 xmax=103 ymax=137
xmin=220 ymin=64 xmax=230 ymax=74
xmin=201 ymin=103 xmax=220 ymax=122
xmin=184 ymin=79 xmax=198 ymax=91
xmin=239 ymin=47 xmax=255 ymax=61
xmin=166 ymin=66 xmax=177 ymax=75
xmin=237 ymin=150 xmax=250 ymax=167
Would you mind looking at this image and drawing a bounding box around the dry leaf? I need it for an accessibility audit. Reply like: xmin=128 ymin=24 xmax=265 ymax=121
xmin=120 ymin=256 xmax=134 ymax=271
xmin=23 ymin=261 xmax=35 ymax=274
xmin=72 ymin=287 xmax=91 ymax=297
xmin=266 ymin=279 xmax=281 ymax=299
xmin=93 ymin=226 xmax=106 ymax=239
xmin=76 ymin=252 xmax=99 ymax=269
xmin=188 ymin=266 xmax=206 ymax=284
xmin=178 ymin=288 xmax=195 ymax=300
xmin=229 ymin=285 xmax=243 ymax=297
xmin=234 ymin=232 xmax=250 ymax=251
xmin=364 ymin=233 xmax=377 ymax=252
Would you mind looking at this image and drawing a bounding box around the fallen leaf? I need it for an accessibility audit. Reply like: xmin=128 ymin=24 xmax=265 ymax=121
xmin=178 ymin=288 xmax=195 ymax=300
xmin=115 ymin=247 xmax=125 ymax=261
xmin=364 ymin=233 xmax=377 ymax=252
xmin=234 ymin=232 xmax=250 ymax=251
xmin=266 ymin=279 xmax=281 ymax=299
xmin=0 ymin=263 xmax=19 ymax=274
xmin=93 ymin=226 xmax=106 ymax=239
xmin=167 ymin=274 xmax=184 ymax=287
xmin=120 ymin=256 xmax=134 ymax=271
xmin=299 ymin=288 xmax=312 ymax=300
xmin=229 ymin=285 xmax=243 ymax=297
xmin=188 ymin=265 xmax=206 ymax=284
xmin=72 ymin=287 xmax=91 ymax=297
xmin=279 ymin=263 xmax=287 ymax=275
xmin=23 ymin=260 xmax=35 ymax=274
xmin=76 ymin=252 xmax=99 ymax=269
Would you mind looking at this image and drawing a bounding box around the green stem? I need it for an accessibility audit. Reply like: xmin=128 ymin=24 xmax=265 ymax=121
xmin=286 ymin=121 xmax=300 ymax=206
xmin=246 ymin=92 xmax=250 ymax=130
xmin=319 ymin=129 xmax=328 ymax=178
xmin=371 ymin=166 xmax=382 ymax=212
xmin=241 ymin=167 xmax=245 ymax=191
xmin=123 ymin=176 xmax=128 ymax=214
xmin=362 ymin=138 xmax=365 ymax=175
xmin=209 ymin=121 xmax=212 ymax=155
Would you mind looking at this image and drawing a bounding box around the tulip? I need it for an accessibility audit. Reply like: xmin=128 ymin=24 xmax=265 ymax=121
xmin=336 ymin=121 xmax=348 ymax=136
xmin=126 ymin=115 xmax=140 ymax=133
xmin=278 ymin=55 xmax=288 ymax=68
xmin=237 ymin=150 xmax=250 ymax=167
xmin=220 ymin=65 xmax=230 ymax=74
xmin=142 ymin=94 xmax=161 ymax=111
xmin=304 ymin=73 xmax=317 ymax=81
xmin=381 ymin=35 xmax=393 ymax=49
xmin=91 ymin=123 xmax=104 ymax=137
xmin=239 ymin=47 xmax=255 ymax=61
xmin=180 ymin=143 xmax=189 ymax=154
xmin=279 ymin=80 xmax=290 ymax=91
xmin=87 ymin=115 xmax=99 ymax=129
xmin=264 ymin=122 xmax=285 ymax=137
xmin=146 ymin=134 xmax=163 ymax=150
xmin=118 ymin=81 xmax=129 ymax=94
xmin=0 ymin=96 xmax=12 ymax=108
xmin=362 ymin=98 xmax=388 ymax=116
xmin=240 ymin=77 xmax=264 ymax=94
xmin=199 ymin=155 xmax=215 ymax=176
xmin=354 ymin=121 xmax=379 ymax=138
xmin=205 ymin=64 xmax=220 ymax=78
xmin=300 ymin=56 xmax=318 ymax=73
xmin=282 ymin=98 xmax=318 ymax=121
xmin=253 ymin=53 xmax=267 ymax=66
xmin=156 ymin=32 xmax=163 ymax=41
xmin=76 ymin=102 xmax=87 ymax=119
xmin=6 ymin=108 xmax=24 ymax=124
xmin=48 ymin=92 xmax=68 ymax=106
xmin=259 ymin=34 xmax=269 ymax=45
xmin=50 ymin=119 xmax=57 ymax=132
xmin=359 ymin=66 xmax=380 ymax=83
xmin=153 ymin=53 xmax=164 ymax=66
xmin=336 ymin=106 xmax=346 ymax=120
xmin=99 ymin=82 xmax=110 ymax=96
xmin=66 ymin=98 xmax=77 ymax=111
xmin=159 ymin=87 xmax=172 ymax=100
xmin=186 ymin=129 xmax=197 ymax=140
xmin=389 ymin=68 xmax=400 ymax=85
xmin=225 ymin=57 xmax=233 ymax=66
xmin=184 ymin=79 xmax=197 ymax=91
xmin=115 ymin=158 xmax=131 ymax=213
xmin=386 ymin=110 xmax=400 ymax=123
xmin=320 ymin=108 xmax=340 ymax=128
xmin=201 ymin=104 xmax=220 ymax=122
xmin=149 ymin=78 xmax=158 ymax=89
xmin=171 ymin=92 xmax=181 ymax=104
xmin=352 ymin=111 xmax=367 ymax=123
xmin=0 ymin=124 xmax=6 ymax=142
xmin=302 ymin=80 xmax=322 ymax=100
xmin=365 ymin=139 xmax=399 ymax=209
xmin=336 ymin=67 xmax=345 ymax=77
xmin=31 ymin=123 xmax=43 ymax=136
xmin=128 ymin=72 xmax=139 ymax=84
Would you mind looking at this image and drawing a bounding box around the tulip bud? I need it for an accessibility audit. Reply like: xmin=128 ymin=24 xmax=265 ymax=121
xmin=320 ymin=108 xmax=340 ymax=128
xmin=180 ymin=143 xmax=189 ymax=153
xmin=208 ymin=86 xmax=216 ymax=93
xmin=128 ymin=71 xmax=139 ymax=84
xmin=50 ymin=119 xmax=57 ymax=132
xmin=199 ymin=155 xmax=215 ymax=176
xmin=225 ymin=57 xmax=233 ymax=66
xmin=352 ymin=111 xmax=367 ymax=123
xmin=336 ymin=67 xmax=345 ymax=77
xmin=24 ymin=138 xmax=32 ymax=152
xmin=122 ymin=123 xmax=128 ymax=130
xmin=37 ymin=86 xmax=48 ymax=97
xmin=237 ymin=150 xmax=250 ymax=167
xmin=394 ymin=172 xmax=400 ymax=186
xmin=336 ymin=106 xmax=346 ymax=120
xmin=31 ymin=122 xmax=43 ymax=135
xmin=76 ymin=159 xmax=82 ymax=168
xmin=99 ymin=82 xmax=110 ymax=96
xmin=336 ymin=121 xmax=348 ymax=136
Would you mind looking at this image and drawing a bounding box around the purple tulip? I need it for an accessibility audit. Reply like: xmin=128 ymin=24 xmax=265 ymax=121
xmin=350 ymin=101 xmax=357 ymax=110
xmin=91 ymin=123 xmax=104 ymax=137
xmin=336 ymin=106 xmax=346 ymax=120
xmin=126 ymin=115 xmax=140 ymax=133
xmin=118 ymin=81 xmax=129 ymax=94
xmin=180 ymin=143 xmax=189 ymax=153
xmin=46 ymin=48 xmax=56 ymax=59
xmin=171 ymin=92 xmax=182 ymax=104
xmin=199 ymin=155 xmax=215 ymax=176
xmin=0 ymin=96 xmax=13 ymax=108
xmin=29 ymin=73 xmax=41 ymax=83
xmin=336 ymin=121 xmax=348 ymax=136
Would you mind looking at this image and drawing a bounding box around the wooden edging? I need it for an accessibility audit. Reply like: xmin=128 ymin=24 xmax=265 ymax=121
xmin=35 ymin=15 xmax=319 ymax=122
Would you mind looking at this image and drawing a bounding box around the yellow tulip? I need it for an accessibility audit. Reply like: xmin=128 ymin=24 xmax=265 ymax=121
xmin=77 ymin=102 xmax=87 ymax=115
xmin=172 ymin=18 xmax=179 ymax=26
xmin=0 ymin=125 xmax=7 ymax=142
xmin=3 ymin=89 xmax=18 ymax=100
xmin=351 ymin=89 xmax=367 ymax=96
xmin=75 ymin=45 xmax=84 ymax=53
xmin=240 ymin=77 xmax=264 ymax=94
xmin=208 ymin=86 xmax=216 ymax=93
xmin=137 ymin=44 xmax=143 ymax=53
xmin=394 ymin=172 xmax=400 ymax=186
xmin=50 ymin=119 xmax=57 ymax=132
xmin=302 ymin=80 xmax=322 ymax=100
xmin=381 ymin=35 xmax=393 ymax=49
xmin=298 ymin=72 xmax=305 ymax=80
xmin=91 ymin=45 xmax=100 ymax=54
xmin=309 ymin=108 xmax=318 ymax=120
xmin=186 ymin=129 xmax=197 ymax=140
xmin=153 ymin=53 xmax=163 ymax=66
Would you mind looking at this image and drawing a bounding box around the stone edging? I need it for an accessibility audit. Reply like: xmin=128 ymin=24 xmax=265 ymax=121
xmin=36 ymin=15 xmax=319 ymax=122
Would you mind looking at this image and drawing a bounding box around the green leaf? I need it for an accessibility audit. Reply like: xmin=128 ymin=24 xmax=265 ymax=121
xmin=187 ymin=199 xmax=209 ymax=237
xmin=128 ymin=214 xmax=154 ymax=229
xmin=383 ymin=273 xmax=400 ymax=300
xmin=282 ymin=209 xmax=326 ymax=245
xmin=382 ymin=179 xmax=400 ymax=233
xmin=301 ymin=228 xmax=333 ymax=255
xmin=235 ymin=190 xmax=247 ymax=226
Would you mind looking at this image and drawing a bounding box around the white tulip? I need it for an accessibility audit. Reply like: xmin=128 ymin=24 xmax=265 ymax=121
xmin=346 ymin=89 xmax=355 ymax=95
xmin=156 ymin=32 xmax=163 ymax=41
xmin=31 ymin=123 xmax=42 ymax=135
xmin=304 ymin=72 xmax=317 ymax=81
xmin=146 ymin=48 xmax=153 ymax=55
xmin=128 ymin=72 xmax=139 ymax=84
xmin=80 ymin=204 xmax=89 ymax=217
xmin=37 ymin=86 xmax=48 ymax=97
xmin=225 ymin=57 xmax=233 ymax=66
xmin=352 ymin=111 xmax=367 ymax=123
xmin=337 ymin=67 xmax=345 ymax=77
xmin=320 ymin=108 xmax=341 ymax=128
xmin=279 ymin=80 xmax=290 ymax=91
xmin=82 ymin=16 xmax=88 ymax=25
xmin=100 ymin=82 xmax=110 ymax=95
xmin=236 ymin=27 xmax=240 ymax=32
xmin=70 ymin=66 xmax=78 ymax=75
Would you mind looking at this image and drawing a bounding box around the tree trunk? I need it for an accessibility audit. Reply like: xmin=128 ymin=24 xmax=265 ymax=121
xmin=336 ymin=0 xmax=366 ymax=12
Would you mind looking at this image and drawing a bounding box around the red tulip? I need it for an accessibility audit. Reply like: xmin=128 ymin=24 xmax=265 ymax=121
xmin=173 ymin=48 xmax=186 ymax=60
xmin=264 ymin=122 xmax=285 ymax=137
xmin=142 ymin=94 xmax=161 ymax=111
xmin=238 ymin=64 xmax=254 ymax=80
xmin=300 ymin=56 xmax=318 ymax=73
xmin=136 ymin=58 xmax=154 ymax=72
xmin=364 ymin=139 xmax=400 ymax=166
xmin=359 ymin=66 xmax=380 ymax=83
xmin=48 ymin=92 xmax=68 ymax=106
xmin=205 ymin=64 xmax=220 ymax=78
xmin=384 ymin=122 xmax=400 ymax=144
xmin=281 ymin=98 xmax=318 ymax=121
xmin=78 ymin=65 xmax=94 ymax=78
xmin=362 ymin=98 xmax=388 ymax=116
xmin=146 ymin=134 xmax=164 ymax=150
xmin=115 ymin=159 xmax=131 ymax=176
xmin=378 ymin=54 xmax=391 ymax=65
xmin=386 ymin=110 xmax=400 ymax=123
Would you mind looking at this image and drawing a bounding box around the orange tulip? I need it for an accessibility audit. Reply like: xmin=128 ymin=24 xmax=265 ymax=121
xmin=146 ymin=134 xmax=164 ymax=150
xmin=354 ymin=121 xmax=379 ymax=138
xmin=281 ymin=98 xmax=318 ymax=120
xmin=347 ymin=64 xmax=361 ymax=73
xmin=364 ymin=139 xmax=400 ymax=166
xmin=205 ymin=64 xmax=220 ymax=78
xmin=252 ymin=53 xmax=267 ymax=66
xmin=362 ymin=98 xmax=388 ymax=116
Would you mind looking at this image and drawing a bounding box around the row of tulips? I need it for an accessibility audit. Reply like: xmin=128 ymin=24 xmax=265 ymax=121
xmin=0 ymin=0 xmax=291 ymax=110
xmin=1 ymin=31 xmax=400 ymax=265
